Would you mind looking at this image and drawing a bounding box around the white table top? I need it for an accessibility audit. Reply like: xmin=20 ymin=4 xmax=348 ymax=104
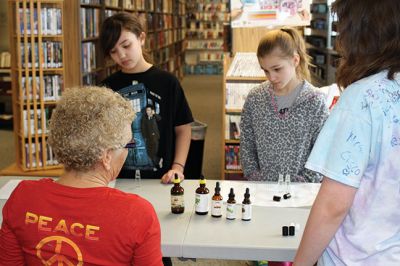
xmin=0 ymin=176 xmax=318 ymax=261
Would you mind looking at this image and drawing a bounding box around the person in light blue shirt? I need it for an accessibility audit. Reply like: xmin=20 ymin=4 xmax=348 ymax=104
xmin=293 ymin=0 xmax=400 ymax=265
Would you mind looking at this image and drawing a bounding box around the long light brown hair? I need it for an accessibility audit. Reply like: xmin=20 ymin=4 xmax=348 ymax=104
xmin=257 ymin=27 xmax=311 ymax=82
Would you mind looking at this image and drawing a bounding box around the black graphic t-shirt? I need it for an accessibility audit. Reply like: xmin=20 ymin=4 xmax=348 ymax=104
xmin=102 ymin=66 xmax=193 ymax=179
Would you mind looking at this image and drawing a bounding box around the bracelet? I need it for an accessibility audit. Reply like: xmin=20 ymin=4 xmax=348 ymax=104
xmin=173 ymin=162 xmax=185 ymax=169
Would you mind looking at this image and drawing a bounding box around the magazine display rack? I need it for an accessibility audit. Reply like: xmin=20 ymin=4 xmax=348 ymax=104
xmin=222 ymin=53 xmax=266 ymax=180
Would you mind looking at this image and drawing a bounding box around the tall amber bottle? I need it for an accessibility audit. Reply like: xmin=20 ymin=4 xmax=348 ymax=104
xmin=195 ymin=175 xmax=209 ymax=215
xmin=211 ymin=181 xmax=223 ymax=218
xmin=171 ymin=174 xmax=184 ymax=214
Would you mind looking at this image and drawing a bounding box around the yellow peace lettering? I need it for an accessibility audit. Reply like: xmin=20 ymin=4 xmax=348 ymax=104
xmin=25 ymin=212 xmax=38 ymax=225
xmin=53 ymin=219 xmax=70 ymax=235
xmin=38 ymin=215 xmax=52 ymax=232
xmin=70 ymin=223 xmax=84 ymax=237
xmin=85 ymin=225 xmax=100 ymax=240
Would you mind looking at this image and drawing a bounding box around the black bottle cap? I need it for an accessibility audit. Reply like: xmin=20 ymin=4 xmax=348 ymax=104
xmin=229 ymin=188 xmax=235 ymax=198
xmin=289 ymin=226 xmax=295 ymax=236
xmin=215 ymin=181 xmax=221 ymax=193
xmin=273 ymin=195 xmax=281 ymax=202
xmin=282 ymin=226 xmax=289 ymax=236
xmin=244 ymin=187 xmax=250 ymax=198
xmin=283 ymin=193 xmax=291 ymax=199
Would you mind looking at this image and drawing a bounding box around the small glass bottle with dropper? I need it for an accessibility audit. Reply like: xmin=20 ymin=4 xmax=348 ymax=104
xmin=171 ymin=174 xmax=184 ymax=214
xmin=211 ymin=182 xmax=223 ymax=218
xmin=242 ymin=188 xmax=252 ymax=221
xmin=226 ymin=188 xmax=236 ymax=220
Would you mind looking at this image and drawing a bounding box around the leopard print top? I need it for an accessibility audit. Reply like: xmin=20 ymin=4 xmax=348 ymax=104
xmin=240 ymin=80 xmax=329 ymax=182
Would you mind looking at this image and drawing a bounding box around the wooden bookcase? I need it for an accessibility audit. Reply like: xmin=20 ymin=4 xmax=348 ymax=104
xmin=221 ymin=53 xmax=266 ymax=180
xmin=8 ymin=0 xmax=66 ymax=173
xmin=65 ymin=0 xmax=187 ymax=86
xmin=184 ymin=0 xmax=230 ymax=75
xmin=304 ymin=0 xmax=338 ymax=86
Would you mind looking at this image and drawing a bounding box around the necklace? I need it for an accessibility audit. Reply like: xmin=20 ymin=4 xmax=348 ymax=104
xmin=269 ymin=88 xmax=289 ymax=119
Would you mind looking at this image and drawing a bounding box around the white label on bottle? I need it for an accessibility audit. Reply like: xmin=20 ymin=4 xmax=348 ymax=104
xmin=171 ymin=195 xmax=184 ymax=208
xmin=226 ymin=203 xmax=236 ymax=219
xmin=242 ymin=204 xmax=252 ymax=220
xmin=195 ymin=193 xmax=209 ymax=213
xmin=211 ymin=200 xmax=223 ymax=216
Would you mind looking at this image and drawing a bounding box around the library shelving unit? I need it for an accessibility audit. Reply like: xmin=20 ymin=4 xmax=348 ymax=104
xmin=222 ymin=52 xmax=266 ymax=180
xmin=6 ymin=0 xmax=66 ymax=175
xmin=304 ymin=0 xmax=338 ymax=86
xmin=185 ymin=0 xmax=230 ymax=75
xmin=65 ymin=0 xmax=187 ymax=86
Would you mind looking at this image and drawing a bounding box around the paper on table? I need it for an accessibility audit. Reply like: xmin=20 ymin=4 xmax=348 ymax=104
xmin=219 ymin=181 xmax=321 ymax=207
xmin=0 ymin=179 xmax=22 ymax=199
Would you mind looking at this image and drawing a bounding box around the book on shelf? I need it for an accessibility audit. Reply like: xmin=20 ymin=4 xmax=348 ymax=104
xmin=226 ymin=53 xmax=265 ymax=77
xmin=20 ymin=41 xmax=63 ymax=68
xmin=225 ymin=114 xmax=241 ymax=140
xmin=80 ymin=8 xmax=100 ymax=39
xmin=225 ymin=82 xmax=258 ymax=109
xmin=225 ymin=144 xmax=241 ymax=170
xmin=81 ymin=42 xmax=97 ymax=73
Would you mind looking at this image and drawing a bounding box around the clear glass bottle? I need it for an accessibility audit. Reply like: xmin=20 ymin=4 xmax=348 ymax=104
xmin=211 ymin=182 xmax=223 ymax=218
xmin=195 ymin=175 xmax=209 ymax=215
xmin=171 ymin=174 xmax=184 ymax=214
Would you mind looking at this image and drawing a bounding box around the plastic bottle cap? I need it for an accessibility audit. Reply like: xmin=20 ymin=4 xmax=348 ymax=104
xmin=199 ymin=178 xmax=206 ymax=184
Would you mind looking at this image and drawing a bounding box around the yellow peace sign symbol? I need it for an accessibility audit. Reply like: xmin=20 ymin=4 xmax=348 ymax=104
xmin=36 ymin=236 xmax=83 ymax=266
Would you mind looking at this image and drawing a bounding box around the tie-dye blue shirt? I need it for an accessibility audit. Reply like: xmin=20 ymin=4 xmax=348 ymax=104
xmin=306 ymin=71 xmax=400 ymax=265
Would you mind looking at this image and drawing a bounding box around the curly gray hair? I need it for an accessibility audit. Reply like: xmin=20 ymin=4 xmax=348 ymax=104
xmin=48 ymin=86 xmax=135 ymax=171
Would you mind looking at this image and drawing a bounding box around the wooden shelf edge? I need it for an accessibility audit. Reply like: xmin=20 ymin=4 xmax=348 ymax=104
xmin=0 ymin=163 xmax=64 ymax=177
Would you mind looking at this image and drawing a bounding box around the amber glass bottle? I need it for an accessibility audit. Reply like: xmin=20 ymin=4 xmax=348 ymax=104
xmin=211 ymin=182 xmax=223 ymax=218
xmin=171 ymin=174 xmax=184 ymax=214
xmin=195 ymin=175 xmax=209 ymax=215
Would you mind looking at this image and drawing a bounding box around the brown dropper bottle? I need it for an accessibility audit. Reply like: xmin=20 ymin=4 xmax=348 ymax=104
xmin=171 ymin=174 xmax=184 ymax=214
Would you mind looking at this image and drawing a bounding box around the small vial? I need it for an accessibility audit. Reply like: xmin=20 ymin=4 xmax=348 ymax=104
xmin=135 ymin=169 xmax=141 ymax=188
xmin=285 ymin=174 xmax=291 ymax=193
xmin=277 ymin=173 xmax=284 ymax=192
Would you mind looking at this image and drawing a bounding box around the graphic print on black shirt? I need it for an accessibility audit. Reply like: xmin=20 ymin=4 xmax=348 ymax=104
xmin=118 ymin=83 xmax=162 ymax=171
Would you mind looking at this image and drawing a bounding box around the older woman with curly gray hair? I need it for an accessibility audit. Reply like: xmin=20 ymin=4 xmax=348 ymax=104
xmin=0 ymin=86 xmax=163 ymax=266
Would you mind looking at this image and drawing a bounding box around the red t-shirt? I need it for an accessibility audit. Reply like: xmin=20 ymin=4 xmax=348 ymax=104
xmin=0 ymin=179 xmax=162 ymax=266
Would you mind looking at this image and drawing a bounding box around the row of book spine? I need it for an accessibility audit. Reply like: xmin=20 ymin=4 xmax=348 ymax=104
xmin=225 ymin=83 xmax=257 ymax=109
xmin=20 ymin=41 xmax=63 ymax=68
xmin=23 ymin=107 xmax=54 ymax=136
xmin=21 ymin=75 xmax=63 ymax=102
xmin=25 ymin=141 xmax=58 ymax=168
xmin=19 ymin=7 xmax=62 ymax=35
xmin=80 ymin=8 xmax=100 ymax=39
xmin=81 ymin=42 xmax=97 ymax=74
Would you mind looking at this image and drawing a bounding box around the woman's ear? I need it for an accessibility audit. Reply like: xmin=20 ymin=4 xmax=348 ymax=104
xmin=139 ymin=32 xmax=146 ymax=46
xmin=101 ymin=149 xmax=113 ymax=171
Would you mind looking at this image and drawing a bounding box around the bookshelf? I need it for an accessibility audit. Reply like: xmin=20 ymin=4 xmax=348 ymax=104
xmin=222 ymin=52 xmax=266 ymax=180
xmin=8 ymin=0 xmax=65 ymax=172
xmin=66 ymin=0 xmax=187 ymax=86
xmin=184 ymin=0 xmax=230 ymax=75
xmin=304 ymin=0 xmax=338 ymax=86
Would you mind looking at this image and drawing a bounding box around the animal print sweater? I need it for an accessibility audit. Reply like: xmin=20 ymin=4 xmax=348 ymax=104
xmin=239 ymin=80 xmax=329 ymax=182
